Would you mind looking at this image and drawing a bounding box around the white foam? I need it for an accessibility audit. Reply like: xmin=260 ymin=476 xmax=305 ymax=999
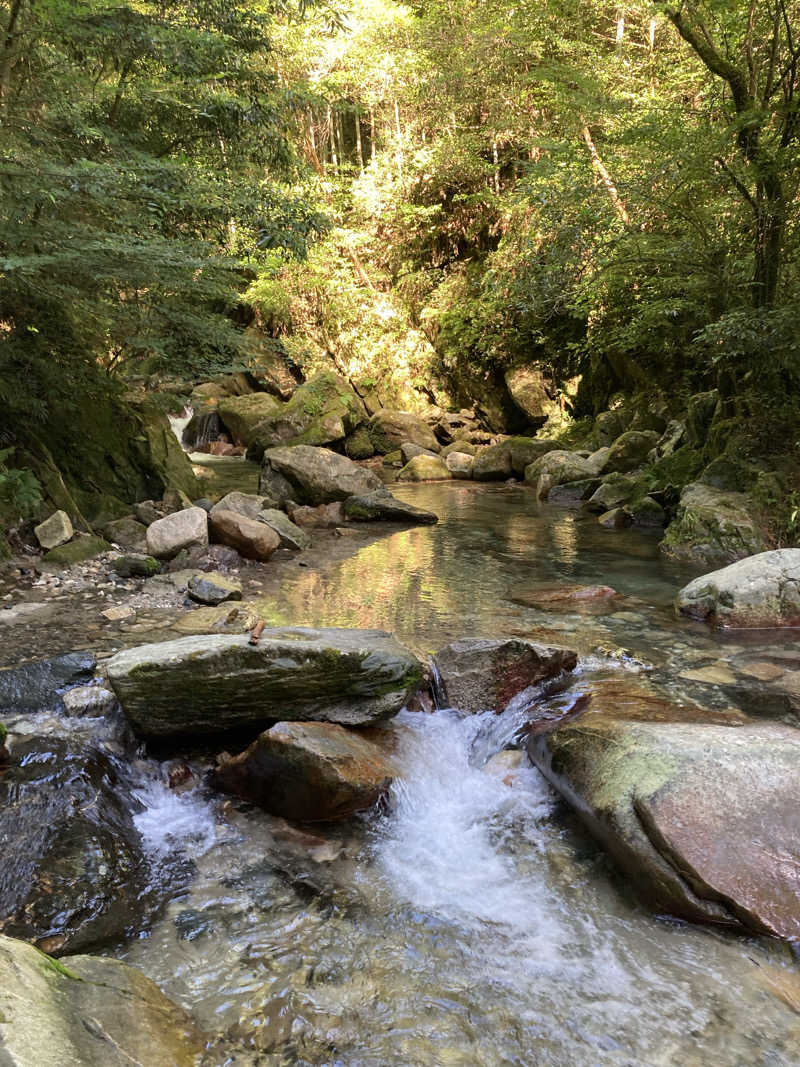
xmin=132 ymin=778 xmax=217 ymax=859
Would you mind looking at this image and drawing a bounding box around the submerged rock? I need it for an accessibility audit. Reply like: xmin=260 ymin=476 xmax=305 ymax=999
xmin=0 ymin=737 xmax=152 ymax=954
xmin=146 ymin=507 xmax=208 ymax=560
xmin=676 ymin=549 xmax=800 ymax=628
xmin=432 ymin=637 xmax=577 ymax=713
xmin=0 ymin=652 xmax=96 ymax=712
xmin=660 ymin=482 xmax=766 ymax=563
xmin=106 ymin=628 xmax=424 ymax=737
xmin=511 ymin=584 xmax=623 ymax=615
xmin=214 ymin=721 xmax=397 ymax=822
xmin=261 ymin=445 xmax=382 ymax=506
xmin=343 ymin=489 xmax=438 ymax=525
xmin=528 ymin=689 xmax=800 ymax=939
xmin=0 ymin=934 xmax=203 ymax=1066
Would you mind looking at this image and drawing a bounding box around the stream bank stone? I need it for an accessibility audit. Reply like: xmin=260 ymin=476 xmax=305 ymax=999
xmin=660 ymin=482 xmax=766 ymax=563
xmin=106 ymin=628 xmax=424 ymax=737
xmin=676 ymin=549 xmax=800 ymax=627
xmin=432 ymin=638 xmax=577 ymax=713
xmin=397 ymin=454 xmax=451 ymax=482
xmin=257 ymin=508 xmax=312 ymax=550
xmin=34 ymin=510 xmax=73 ymax=550
xmin=261 ymin=445 xmax=382 ymax=505
xmin=0 ymin=935 xmax=203 ymax=1067
xmin=146 ymin=507 xmax=208 ymax=560
xmin=214 ymin=721 xmax=397 ymax=822
xmin=188 ymin=571 xmax=243 ymax=606
xmin=343 ymin=489 xmax=438 ymax=524
xmin=528 ymin=693 xmax=800 ymax=940
xmin=208 ymin=509 xmax=280 ymax=561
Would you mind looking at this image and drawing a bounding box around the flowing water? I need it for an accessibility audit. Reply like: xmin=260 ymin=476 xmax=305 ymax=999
xmin=106 ymin=483 xmax=800 ymax=1065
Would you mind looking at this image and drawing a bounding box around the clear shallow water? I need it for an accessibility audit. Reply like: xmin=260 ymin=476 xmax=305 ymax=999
xmin=114 ymin=483 xmax=800 ymax=1065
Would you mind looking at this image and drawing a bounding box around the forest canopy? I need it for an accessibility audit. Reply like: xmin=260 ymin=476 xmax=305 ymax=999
xmin=2 ymin=0 xmax=800 ymax=435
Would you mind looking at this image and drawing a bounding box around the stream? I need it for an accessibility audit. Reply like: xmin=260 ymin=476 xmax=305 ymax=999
xmin=105 ymin=482 xmax=799 ymax=1065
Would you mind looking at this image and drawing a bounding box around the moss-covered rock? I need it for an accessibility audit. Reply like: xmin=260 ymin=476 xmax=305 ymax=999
xmin=44 ymin=536 xmax=111 ymax=565
xmin=660 ymin=482 xmax=768 ymax=563
xmin=246 ymin=372 xmax=365 ymax=460
xmin=503 ymin=366 xmax=559 ymax=426
xmin=367 ymin=409 xmax=440 ymax=455
xmin=397 ymin=454 xmax=451 ymax=481
xmin=601 ymin=430 xmax=660 ymax=474
xmin=344 ymin=424 xmax=375 ymax=459
xmin=106 ymin=628 xmax=424 ymax=737
xmin=0 ymin=934 xmax=203 ymax=1065
xmin=216 ymin=393 xmax=282 ymax=447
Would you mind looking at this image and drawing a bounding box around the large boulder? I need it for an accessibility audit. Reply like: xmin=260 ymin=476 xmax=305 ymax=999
xmin=0 ymin=935 xmax=203 ymax=1066
xmin=208 ymin=509 xmax=280 ymax=561
xmin=343 ymin=489 xmax=438 ymax=525
xmin=503 ymin=367 xmax=559 ymax=425
xmin=213 ymin=721 xmax=397 ymax=822
xmin=397 ymin=454 xmax=451 ymax=481
xmin=529 ymin=690 xmax=800 ymax=939
xmin=472 ymin=437 xmax=554 ymax=481
xmin=106 ymin=628 xmax=424 ymax=737
xmin=600 ymin=430 xmax=660 ymax=474
xmin=660 ymin=482 xmax=767 ymax=563
xmin=145 ymin=507 xmax=208 ymax=560
xmin=260 ymin=445 xmax=382 ymax=506
xmin=523 ymin=450 xmax=601 ymax=500
xmin=245 ymin=372 xmax=365 ymax=460
xmin=444 ymin=451 xmax=474 ymax=479
xmin=676 ymin=549 xmax=800 ymax=628
xmin=367 ymin=410 xmax=440 ymax=454
xmin=0 ymin=737 xmax=152 ymax=955
xmin=217 ymin=393 xmax=282 ymax=446
xmin=432 ymin=638 xmax=577 ymax=713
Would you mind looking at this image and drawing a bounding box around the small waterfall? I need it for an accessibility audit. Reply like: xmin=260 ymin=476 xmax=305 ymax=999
xmin=182 ymin=410 xmax=226 ymax=450
xmin=428 ymin=656 xmax=448 ymax=709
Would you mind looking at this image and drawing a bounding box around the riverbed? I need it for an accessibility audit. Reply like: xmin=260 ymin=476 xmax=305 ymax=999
xmin=95 ymin=482 xmax=800 ymax=1065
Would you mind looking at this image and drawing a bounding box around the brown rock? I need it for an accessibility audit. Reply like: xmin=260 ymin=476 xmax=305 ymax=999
xmin=213 ymin=720 xmax=398 ymax=821
xmin=529 ymin=684 xmax=799 ymax=939
xmin=288 ymin=502 xmax=345 ymax=528
xmin=511 ymin=583 xmax=623 ymax=616
xmin=432 ymin=637 xmax=577 ymax=713
xmin=208 ymin=509 xmax=280 ymax=561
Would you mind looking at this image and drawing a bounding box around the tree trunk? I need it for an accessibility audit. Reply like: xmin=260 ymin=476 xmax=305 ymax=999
xmin=580 ymin=119 xmax=630 ymax=226
xmin=753 ymin=176 xmax=784 ymax=307
xmin=0 ymin=0 xmax=25 ymax=103
xmin=355 ymin=113 xmax=364 ymax=173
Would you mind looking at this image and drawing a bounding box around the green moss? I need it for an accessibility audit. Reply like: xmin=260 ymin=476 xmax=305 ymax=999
xmin=44 ymin=536 xmax=111 ymax=565
xmin=35 ymin=947 xmax=82 ymax=982
xmin=644 ymin=446 xmax=704 ymax=492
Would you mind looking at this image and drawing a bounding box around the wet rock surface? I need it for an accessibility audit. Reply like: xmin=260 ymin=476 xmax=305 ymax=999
xmin=676 ymin=549 xmax=800 ymax=628
xmin=0 ymin=652 xmax=97 ymax=711
xmin=0 ymin=934 xmax=203 ymax=1066
xmin=106 ymin=627 xmax=424 ymax=737
xmin=0 ymin=735 xmax=154 ymax=954
xmin=214 ymin=720 xmax=398 ymax=822
xmin=433 ymin=637 xmax=577 ymax=713
xmin=343 ymin=489 xmax=439 ymax=524
xmin=529 ymin=683 xmax=800 ymax=939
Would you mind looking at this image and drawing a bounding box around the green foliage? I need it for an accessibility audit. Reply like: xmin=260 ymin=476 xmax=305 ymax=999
xmin=0 ymin=448 xmax=43 ymax=517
